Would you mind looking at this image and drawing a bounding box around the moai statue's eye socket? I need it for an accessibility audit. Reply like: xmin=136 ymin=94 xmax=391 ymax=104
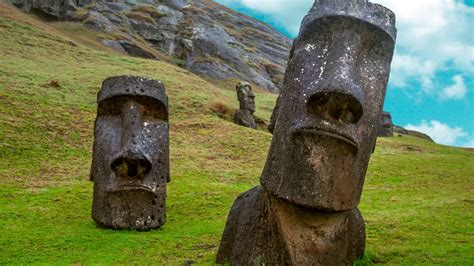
xmin=140 ymin=97 xmax=168 ymax=122
xmin=97 ymin=96 xmax=168 ymax=121
xmin=97 ymin=98 xmax=124 ymax=117
xmin=143 ymin=104 xmax=167 ymax=122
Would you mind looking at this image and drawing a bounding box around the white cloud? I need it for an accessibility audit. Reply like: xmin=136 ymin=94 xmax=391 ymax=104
xmin=238 ymin=0 xmax=312 ymax=33
xmin=215 ymin=0 xmax=474 ymax=147
xmin=405 ymin=120 xmax=469 ymax=146
xmin=372 ymin=0 xmax=474 ymax=96
xmin=216 ymin=0 xmax=313 ymax=34
xmin=389 ymin=54 xmax=437 ymax=91
xmin=216 ymin=0 xmax=474 ymax=101
xmin=442 ymin=75 xmax=467 ymax=100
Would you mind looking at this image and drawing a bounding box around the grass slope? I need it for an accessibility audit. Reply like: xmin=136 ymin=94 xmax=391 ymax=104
xmin=0 ymin=2 xmax=473 ymax=264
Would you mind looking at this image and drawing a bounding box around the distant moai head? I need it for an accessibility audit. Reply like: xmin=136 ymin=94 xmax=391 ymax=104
xmin=90 ymin=76 xmax=169 ymax=230
xmin=261 ymin=0 xmax=397 ymax=211
xmin=378 ymin=112 xmax=394 ymax=137
xmin=236 ymin=81 xmax=256 ymax=113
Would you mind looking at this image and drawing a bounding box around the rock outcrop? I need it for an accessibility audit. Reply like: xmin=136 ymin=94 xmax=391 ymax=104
xmin=8 ymin=0 xmax=291 ymax=92
xmin=394 ymin=126 xmax=435 ymax=142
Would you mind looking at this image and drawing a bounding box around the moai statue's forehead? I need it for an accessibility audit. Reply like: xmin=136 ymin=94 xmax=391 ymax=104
xmin=300 ymin=0 xmax=396 ymax=41
xmin=236 ymin=82 xmax=254 ymax=98
xmin=237 ymin=81 xmax=252 ymax=89
xmin=98 ymin=76 xmax=168 ymax=113
xmin=261 ymin=0 xmax=397 ymax=211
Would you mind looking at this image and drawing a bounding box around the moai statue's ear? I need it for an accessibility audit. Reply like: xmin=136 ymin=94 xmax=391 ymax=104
xmin=268 ymin=39 xmax=295 ymax=135
xmin=268 ymin=94 xmax=281 ymax=134
xmin=288 ymin=39 xmax=296 ymax=61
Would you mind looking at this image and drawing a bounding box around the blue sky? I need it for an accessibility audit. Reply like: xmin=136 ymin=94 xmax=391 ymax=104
xmin=215 ymin=0 xmax=474 ymax=147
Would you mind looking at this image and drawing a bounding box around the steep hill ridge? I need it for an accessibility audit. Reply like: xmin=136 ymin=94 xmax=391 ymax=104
xmin=8 ymin=0 xmax=291 ymax=91
xmin=0 ymin=1 xmax=473 ymax=264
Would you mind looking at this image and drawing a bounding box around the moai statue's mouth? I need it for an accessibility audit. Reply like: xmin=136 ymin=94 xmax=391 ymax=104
xmin=292 ymin=127 xmax=358 ymax=154
xmin=108 ymin=185 xmax=155 ymax=194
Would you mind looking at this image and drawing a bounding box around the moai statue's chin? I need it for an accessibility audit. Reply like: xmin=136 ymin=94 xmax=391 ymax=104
xmin=217 ymin=0 xmax=396 ymax=264
xmin=233 ymin=81 xmax=257 ymax=129
xmin=90 ymin=76 xmax=170 ymax=231
xmin=378 ymin=112 xmax=394 ymax=137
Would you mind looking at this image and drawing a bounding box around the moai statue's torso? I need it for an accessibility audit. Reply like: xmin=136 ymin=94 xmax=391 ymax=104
xmin=90 ymin=76 xmax=170 ymax=231
xmin=233 ymin=81 xmax=257 ymax=129
xmin=217 ymin=0 xmax=397 ymax=264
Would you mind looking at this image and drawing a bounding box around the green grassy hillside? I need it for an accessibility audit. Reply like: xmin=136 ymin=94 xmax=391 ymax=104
xmin=0 ymin=2 xmax=473 ymax=264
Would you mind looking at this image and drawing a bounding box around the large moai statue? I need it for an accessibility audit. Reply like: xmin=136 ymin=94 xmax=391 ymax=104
xmin=378 ymin=111 xmax=394 ymax=137
xmin=217 ymin=0 xmax=396 ymax=264
xmin=90 ymin=76 xmax=170 ymax=231
xmin=233 ymin=81 xmax=257 ymax=129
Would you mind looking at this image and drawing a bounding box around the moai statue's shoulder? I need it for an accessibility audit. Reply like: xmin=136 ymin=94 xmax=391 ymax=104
xmin=217 ymin=186 xmax=366 ymax=265
xmin=216 ymin=186 xmax=290 ymax=265
xmin=234 ymin=110 xmax=257 ymax=129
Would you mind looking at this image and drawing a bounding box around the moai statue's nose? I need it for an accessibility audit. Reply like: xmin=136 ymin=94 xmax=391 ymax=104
xmin=307 ymin=29 xmax=365 ymax=124
xmin=111 ymin=149 xmax=152 ymax=179
xmin=111 ymin=100 xmax=152 ymax=178
xmin=307 ymin=90 xmax=363 ymax=123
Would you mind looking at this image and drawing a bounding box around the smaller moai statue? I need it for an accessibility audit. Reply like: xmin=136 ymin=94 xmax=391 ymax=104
xmin=90 ymin=76 xmax=170 ymax=231
xmin=233 ymin=81 xmax=256 ymax=129
xmin=378 ymin=112 xmax=394 ymax=137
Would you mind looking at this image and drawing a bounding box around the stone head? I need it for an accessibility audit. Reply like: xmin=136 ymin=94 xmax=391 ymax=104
xmin=236 ymin=81 xmax=256 ymax=113
xmin=90 ymin=76 xmax=169 ymax=230
xmin=378 ymin=111 xmax=393 ymax=137
xmin=261 ymin=0 xmax=396 ymax=211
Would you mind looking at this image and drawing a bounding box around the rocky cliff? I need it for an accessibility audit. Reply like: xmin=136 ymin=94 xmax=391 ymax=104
xmin=9 ymin=0 xmax=291 ymax=91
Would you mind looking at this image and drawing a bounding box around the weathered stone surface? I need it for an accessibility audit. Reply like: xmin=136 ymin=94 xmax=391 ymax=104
xmin=90 ymin=76 xmax=170 ymax=230
xmin=260 ymin=0 xmax=397 ymax=211
xmin=233 ymin=81 xmax=256 ymax=129
xmin=218 ymin=0 xmax=396 ymax=264
xmin=7 ymin=0 xmax=291 ymax=91
xmin=216 ymin=186 xmax=366 ymax=265
xmin=100 ymin=39 xmax=126 ymax=53
xmin=118 ymin=40 xmax=157 ymax=59
xmin=393 ymin=125 xmax=408 ymax=135
xmin=378 ymin=111 xmax=394 ymax=137
xmin=234 ymin=110 xmax=256 ymax=129
xmin=164 ymin=0 xmax=187 ymax=10
xmin=268 ymin=93 xmax=281 ymax=134
xmin=83 ymin=10 xmax=115 ymax=33
xmin=129 ymin=19 xmax=162 ymax=43
xmin=11 ymin=0 xmax=70 ymax=20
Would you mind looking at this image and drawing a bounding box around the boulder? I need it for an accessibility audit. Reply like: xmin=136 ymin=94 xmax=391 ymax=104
xmin=100 ymin=39 xmax=126 ymax=53
xmin=164 ymin=0 xmax=188 ymax=11
xmin=118 ymin=40 xmax=157 ymax=59
xmin=83 ymin=10 xmax=115 ymax=33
